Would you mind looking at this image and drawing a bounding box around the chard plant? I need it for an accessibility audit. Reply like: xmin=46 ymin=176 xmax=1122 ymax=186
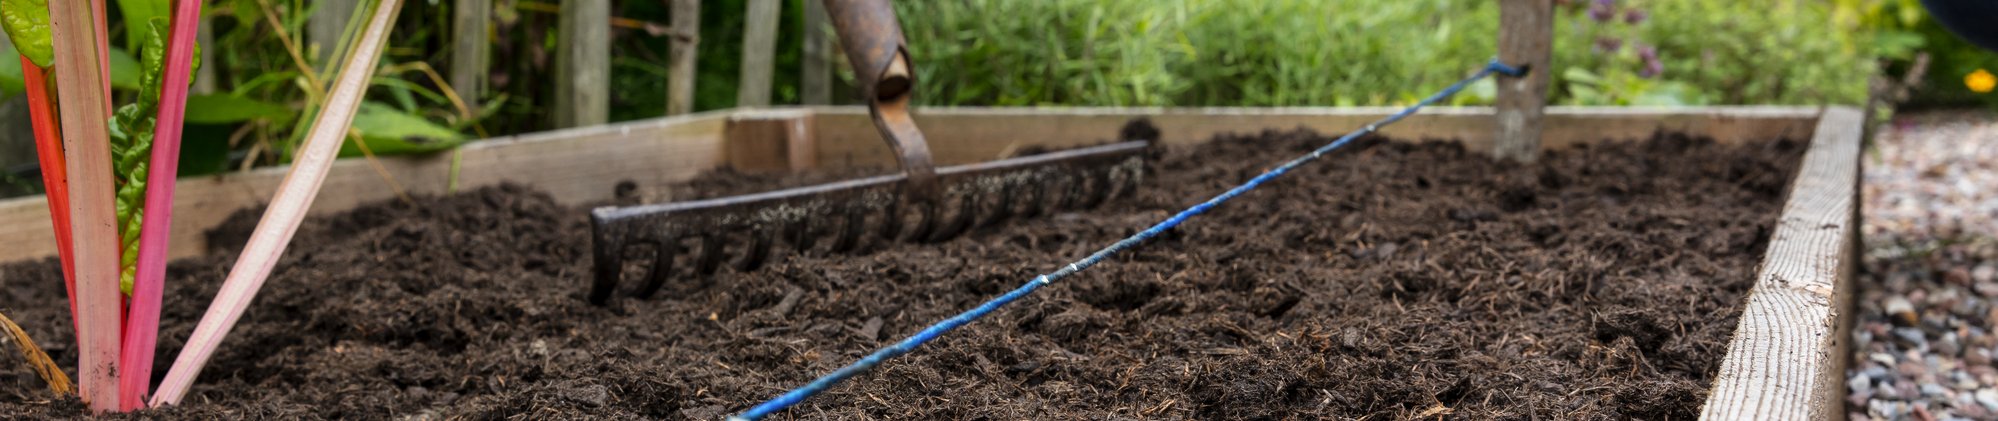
xmin=3 ymin=0 xmax=202 ymax=412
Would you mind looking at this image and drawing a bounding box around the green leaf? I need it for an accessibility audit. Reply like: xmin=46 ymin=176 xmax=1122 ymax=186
xmin=340 ymin=102 xmax=468 ymax=157
xmin=1562 ymin=67 xmax=1603 ymax=86
xmin=0 ymin=0 xmax=51 ymax=68
xmin=0 ymin=41 xmax=24 ymax=97
xmin=109 ymin=47 xmax=142 ymax=91
xmin=114 ymin=0 xmax=169 ymax=53
xmin=182 ymin=94 xmax=293 ymax=124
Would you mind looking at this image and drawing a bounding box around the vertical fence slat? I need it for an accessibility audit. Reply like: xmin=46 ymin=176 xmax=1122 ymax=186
xmin=307 ymin=0 xmax=359 ymax=64
xmin=555 ymin=0 xmax=610 ymax=128
xmin=193 ymin=16 xmax=216 ymax=94
xmin=736 ymin=0 xmax=781 ymax=108
xmin=1495 ymin=0 xmax=1551 ymax=163
xmin=450 ymin=0 xmax=490 ymax=113
xmin=800 ymin=0 xmax=832 ymax=105
xmin=667 ymin=0 xmax=701 ymax=116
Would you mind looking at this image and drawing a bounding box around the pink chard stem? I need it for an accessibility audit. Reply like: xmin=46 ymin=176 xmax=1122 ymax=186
xmin=50 ymin=0 xmax=125 ymax=412
xmin=120 ymin=0 xmax=203 ymax=410
xmin=151 ymin=0 xmax=403 ymax=406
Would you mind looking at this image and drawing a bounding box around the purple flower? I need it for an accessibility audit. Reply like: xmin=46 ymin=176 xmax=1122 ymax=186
xmin=1589 ymin=0 xmax=1616 ymax=22
xmin=1624 ymin=8 xmax=1648 ymax=24
xmin=1637 ymin=45 xmax=1658 ymax=62
xmin=1640 ymin=60 xmax=1664 ymax=78
xmin=1594 ymin=37 xmax=1624 ymax=53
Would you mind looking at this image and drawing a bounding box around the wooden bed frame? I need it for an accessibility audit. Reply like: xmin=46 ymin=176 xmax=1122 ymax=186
xmin=0 ymin=106 xmax=1860 ymax=420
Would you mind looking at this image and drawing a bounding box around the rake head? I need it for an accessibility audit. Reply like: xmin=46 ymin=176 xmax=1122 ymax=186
xmin=588 ymin=137 xmax=1152 ymax=304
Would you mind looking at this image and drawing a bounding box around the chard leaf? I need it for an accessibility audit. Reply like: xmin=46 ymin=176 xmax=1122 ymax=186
xmin=0 ymin=0 xmax=50 ymax=67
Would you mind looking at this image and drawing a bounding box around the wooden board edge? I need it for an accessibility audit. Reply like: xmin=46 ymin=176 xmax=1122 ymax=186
xmin=1699 ymin=106 xmax=1863 ymax=420
xmin=803 ymin=106 xmax=1823 ymax=169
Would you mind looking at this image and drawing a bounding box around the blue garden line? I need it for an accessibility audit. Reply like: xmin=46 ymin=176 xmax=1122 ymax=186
xmin=729 ymin=59 xmax=1528 ymax=421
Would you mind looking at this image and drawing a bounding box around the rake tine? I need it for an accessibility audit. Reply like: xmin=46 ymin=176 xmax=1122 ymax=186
xmin=1079 ymin=169 xmax=1114 ymax=209
xmin=634 ymin=240 xmax=678 ymax=299
xmin=737 ymin=225 xmax=776 ymax=272
xmin=1016 ymin=180 xmax=1048 ymax=220
xmin=906 ymin=199 xmax=940 ymax=243
xmin=831 ymin=206 xmax=866 ymax=253
xmin=696 ymin=233 xmax=728 ymax=276
xmin=930 ymin=190 xmax=979 ymax=242
xmin=981 ymin=182 xmax=1017 ymax=229
xmin=787 ymin=219 xmax=817 ymax=254
xmin=587 ymin=224 xmax=626 ymax=305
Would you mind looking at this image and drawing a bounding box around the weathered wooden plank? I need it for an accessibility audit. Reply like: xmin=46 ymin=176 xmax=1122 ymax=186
xmin=807 ymin=106 xmax=1822 ymax=168
xmin=1496 ymin=0 xmax=1552 ymax=163
xmin=666 ymin=0 xmax=701 ymax=116
xmin=725 ymin=109 xmax=816 ymax=172
xmin=554 ymin=0 xmax=610 ymax=128
xmin=1699 ymin=107 xmax=1862 ymax=420
xmin=449 ymin=0 xmax=490 ymax=113
xmin=737 ymin=0 xmax=782 ymax=108
xmin=0 ymin=112 xmax=731 ymax=264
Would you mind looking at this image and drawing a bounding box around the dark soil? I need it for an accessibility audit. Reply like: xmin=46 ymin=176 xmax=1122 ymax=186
xmin=0 ymin=128 xmax=1801 ymax=419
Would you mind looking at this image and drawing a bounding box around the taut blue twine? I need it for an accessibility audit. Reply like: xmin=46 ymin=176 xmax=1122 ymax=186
xmin=729 ymin=59 xmax=1526 ymax=421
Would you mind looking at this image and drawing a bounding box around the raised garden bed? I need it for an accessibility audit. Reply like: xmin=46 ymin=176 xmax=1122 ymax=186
xmin=0 ymin=107 xmax=1858 ymax=419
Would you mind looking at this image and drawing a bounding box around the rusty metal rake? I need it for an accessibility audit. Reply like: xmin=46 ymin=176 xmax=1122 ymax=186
xmin=586 ymin=0 xmax=1153 ymax=304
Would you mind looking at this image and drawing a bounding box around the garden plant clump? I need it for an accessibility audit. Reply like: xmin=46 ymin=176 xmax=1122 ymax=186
xmin=0 ymin=128 xmax=1797 ymax=418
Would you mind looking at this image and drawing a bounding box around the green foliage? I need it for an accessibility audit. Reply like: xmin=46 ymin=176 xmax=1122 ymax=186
xmin=108 ymin=17 xmax=168 ymax=294
xmin=889 ymin=0 xmax=1876 ymax=107
xmin=1 ymin=0 xmax=51 ymax=67
xmin=341 ymin=101 xmax=466 ymax=157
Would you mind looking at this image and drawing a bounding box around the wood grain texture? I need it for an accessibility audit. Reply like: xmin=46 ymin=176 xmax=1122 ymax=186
xmin=0 ymin=107 xmax=1816 ymax=266
xmin=554 ymin=0 xmax=609 ymax=128
xmin=1699 ymin=107 xmax=1863 ymax=420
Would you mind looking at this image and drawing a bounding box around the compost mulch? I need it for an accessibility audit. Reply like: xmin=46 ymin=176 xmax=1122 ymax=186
xmin=0 ymin=128 xmax=1801 ymax=419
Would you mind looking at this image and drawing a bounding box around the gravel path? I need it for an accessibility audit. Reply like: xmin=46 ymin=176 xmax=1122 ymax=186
xmin=1850 ymin=110 xmax=1998 ymax=421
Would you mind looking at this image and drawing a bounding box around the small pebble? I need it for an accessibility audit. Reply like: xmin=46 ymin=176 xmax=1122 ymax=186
xmin=1889 ymin=296 xmax=1921 ymax=326
xmin=1978 ymin=388 xmax=1998 ymax=411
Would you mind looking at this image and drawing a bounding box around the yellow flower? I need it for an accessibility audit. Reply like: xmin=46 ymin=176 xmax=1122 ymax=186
xmin=1969 ymin=69 xmax=1996 ymax=94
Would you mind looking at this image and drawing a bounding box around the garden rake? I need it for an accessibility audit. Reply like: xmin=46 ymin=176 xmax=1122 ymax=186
xmin=587 ymin=0 xmax=1152 ymax=304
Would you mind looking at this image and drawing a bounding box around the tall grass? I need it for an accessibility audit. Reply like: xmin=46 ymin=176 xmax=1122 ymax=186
xmin=894 ymin=0 xmax=1873 ymax=107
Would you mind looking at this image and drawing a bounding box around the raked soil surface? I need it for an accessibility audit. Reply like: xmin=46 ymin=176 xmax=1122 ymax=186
xmin=0 ymin=127 xmax=1799 ymax=419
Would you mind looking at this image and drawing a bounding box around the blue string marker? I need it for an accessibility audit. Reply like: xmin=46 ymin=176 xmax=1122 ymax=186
xmin=729 ymin=59 xmax=1527 ymax=421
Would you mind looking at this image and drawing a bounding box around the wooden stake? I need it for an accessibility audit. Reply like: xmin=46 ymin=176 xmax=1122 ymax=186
xmin=801 ymin=0 xmax=832 ymax=106
xmin=449 ymin=0 xmax=490 ymax=114
xmin=666 ymin=0 xmax=701 ymax=116
xmin=1495 ymin=0 xmax=1551 ymax=163
xmin=736 ymin=0 xmax=781 ymax=108
xmin=554 ymin=0 xmax=609 ymax=128
xmin=151 ymin=0 xmax=404 ymax=407
xmin=49 ymin=0 xmax=123 ymax=411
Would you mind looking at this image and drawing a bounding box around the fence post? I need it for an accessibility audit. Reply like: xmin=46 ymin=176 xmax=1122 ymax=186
xmin=800 ymin=0 xmax=832 ymax=105
xmin=555 ymin=0 xmax=610 ymax=128
xmin=666 ymin=0 xmax=700 ymax=115
xmin=193 ymin=17 xmax=216 ymax=94
xmin=450 ymin=0 xmax=491 ymax=114
xmin=307 ymin=0 xmax=358 ymax=64
xmin=736 ymin=0 xmax=781 ymax=108
xmin=1496 ymin=0 xmax=1551 ymax=163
